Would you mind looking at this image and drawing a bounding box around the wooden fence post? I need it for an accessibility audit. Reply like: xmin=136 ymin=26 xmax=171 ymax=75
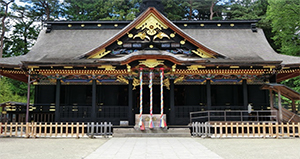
xmin=81 ymin=123 xmax=85 ymax=137
xmin=9 ymin=123 xmax=13 ymax=137
xmin=76 ymin=122 xmax=79 ymax=138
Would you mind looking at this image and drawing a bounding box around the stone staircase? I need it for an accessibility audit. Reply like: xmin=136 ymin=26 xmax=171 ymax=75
xmin=113 ymin=127 xmax=191 ymax=137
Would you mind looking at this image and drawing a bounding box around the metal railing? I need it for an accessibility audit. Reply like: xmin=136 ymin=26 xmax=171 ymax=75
xmin=190 ymin=110 xmax=278 ymax=123
xmin=87 ymin=122 xmax=113 ymax=138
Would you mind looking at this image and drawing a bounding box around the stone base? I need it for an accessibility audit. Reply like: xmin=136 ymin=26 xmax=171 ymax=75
xmin=113 ymin=128 xmax=191 ymax=137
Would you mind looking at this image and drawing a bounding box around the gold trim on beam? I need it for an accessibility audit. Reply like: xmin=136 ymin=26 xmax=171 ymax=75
xmin=192 ymin=48 xmax=215 ymax=58
xmin=88 ymin=48 xmax=111 ymax=59
xmin=187 ymin=65 xmax=206 ymax=70
xmin=28 ymin=66 xmax=40 ymax=69
xmin=64 ymin=66 xmax=73 ymax=69
xmin=97 ymin=65 xmax=116 ymax=70
xmin=263 ymin=65 xmax=276 ymax=71
xmin=230 ymin=66 xmax=240 ymax=69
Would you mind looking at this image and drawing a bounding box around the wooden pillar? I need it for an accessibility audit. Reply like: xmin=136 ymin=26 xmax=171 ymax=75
xmin=292 ymin=100 xmax=296 ymax=113
xmin=26 ymin=71 xmax=31 ymax=123
xmin=169 ymin=79 xmax=175 ymax=125
xmin=55 ymin=79 xmax=61 ymax=122
xmin=269 ymin=90 xmax=274 ymax=109
xmin=128 ymin=79 xmax=133 ymax=125
xmin=243 ymin=79 xmax=248 ymax=110
xmin=91 ymin=79 xmax=97 ymax=121
xmin=278 ymin=90 xmax=283 ymax=122
xmin=206 ymin=80 xmax=211 ymax=110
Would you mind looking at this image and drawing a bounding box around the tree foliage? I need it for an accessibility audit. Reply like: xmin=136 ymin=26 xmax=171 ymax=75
xmin=3 ymin=3 xmax=39 ymax=57
xmin=64 ymin=0 xmax=141 ymax=21
xmin=0 ymin=76 xmax=34 ymax=103
xmin=267 ymin=0 xmax=300 ymax=56
xmin=21 ymin=0 xmax=63 ymax=21
xmin=162 ymin=0 xmax=189 ymax=20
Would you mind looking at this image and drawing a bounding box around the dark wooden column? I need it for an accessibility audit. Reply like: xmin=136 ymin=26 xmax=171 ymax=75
xmin=169 ymin=79 xmax=175 ymax=125
xmin=206 ymin=80 xmax=211 ymax=110
xmin=128 ymin=79 xmax=133 ymax=125
xmin=269 ymin=90 xmax=274 ymax=109
xmin=278 ymin=90 xmax=283 ymax=122
xmin=26 ymin=71 xmax=31 ymax=122
xmin=55 ymin=79 xmax=61 ymax=122
xmin=91 ymin=79 xmax=97 ymax=121
xmin=243 ymin=79 xmax=248 ymax=110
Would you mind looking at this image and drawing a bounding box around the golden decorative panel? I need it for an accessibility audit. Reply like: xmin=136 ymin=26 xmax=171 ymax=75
xmin=139 ymin=59 xmax=164 ymax=68
xmin=135 ymin=13 xmax=168 ymax=36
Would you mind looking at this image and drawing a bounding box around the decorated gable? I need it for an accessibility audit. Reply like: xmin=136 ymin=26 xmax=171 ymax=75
xmin=86 ymin=7 xmax=224 ymax=60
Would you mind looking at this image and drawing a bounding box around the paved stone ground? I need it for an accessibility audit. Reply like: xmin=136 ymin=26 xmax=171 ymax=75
xmin=1 ymin=138 xmax=300 ymax=159
xmin=0 ymin=138 xmax=108 ymax=159
xmin=85 ymin=138 xmax=222 ymax=159
xmin=196 ymin=138 xmax=300 ymax=159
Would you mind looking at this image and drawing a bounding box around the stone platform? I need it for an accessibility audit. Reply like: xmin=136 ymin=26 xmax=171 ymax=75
xmin=113 ymin=127 xmax=191 ymax=137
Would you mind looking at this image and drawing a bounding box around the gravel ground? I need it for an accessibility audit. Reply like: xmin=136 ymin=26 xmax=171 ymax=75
xmin=195 ymin=138 xmax=300 ymax=159
xmin=0 ymin=138 xmax=108 ymax=159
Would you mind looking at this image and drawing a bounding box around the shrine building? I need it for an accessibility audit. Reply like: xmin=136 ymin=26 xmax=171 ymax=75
xmin=1 ymin=2 xmax=300 ymax=126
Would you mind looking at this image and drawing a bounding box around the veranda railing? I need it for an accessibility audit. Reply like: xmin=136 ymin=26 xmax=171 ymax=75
xmin=190 ymin=110 xmax=278 ymax=123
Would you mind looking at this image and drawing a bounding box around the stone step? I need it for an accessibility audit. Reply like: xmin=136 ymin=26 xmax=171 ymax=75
xmin=113 ymin=128 xmax=191 ymax=137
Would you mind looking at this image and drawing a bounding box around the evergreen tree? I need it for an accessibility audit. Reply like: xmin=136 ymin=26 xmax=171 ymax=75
xmin=267 ymin=0 xmax=300 ymax=56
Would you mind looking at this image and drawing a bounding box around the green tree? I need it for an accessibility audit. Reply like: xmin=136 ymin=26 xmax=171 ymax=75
xmin=64 ymin=0 xmax=141 ymax=21
xmin=0 ymin=77 xmax=33 ymax=103
xmin=21 ymin=0 xmax=63 ymax=21
xmin=0 ymin=0 xmax=14 ymax=58
xmin=162 ymin=0 xmax=189 ymax=20
xmin=3 ymin=3 xmax=39 ymax=57
xmin=267 ymin=0 xmax=300 ymax=56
